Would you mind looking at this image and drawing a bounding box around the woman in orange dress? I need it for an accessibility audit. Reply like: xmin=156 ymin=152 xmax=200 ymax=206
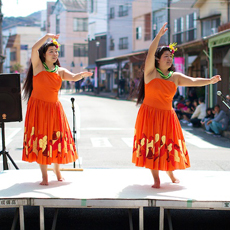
xmin=22 ymin=34 xmax=93 ymax=185
xmin=132 ymin=23 xmax=221 ymax=188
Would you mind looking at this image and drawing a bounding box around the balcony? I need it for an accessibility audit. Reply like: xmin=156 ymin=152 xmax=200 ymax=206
xmin=119 ymin=43 xmax=128 ymax=50
xmin=109 ymin=44 xmax=115 ymax=51
xmin=218 ymin=22 xmax=230 ymax=32
xmin=109 ymin=13 xmax=114 ymax=19
xmin=118 ymin=10 xmax=128 ymax=17
xmin=173 ymin=28 xmax=197 ymax=45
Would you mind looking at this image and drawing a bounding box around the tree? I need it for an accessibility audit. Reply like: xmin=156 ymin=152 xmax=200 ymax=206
xmin=11 ymin=63 xmax=23 ymax=73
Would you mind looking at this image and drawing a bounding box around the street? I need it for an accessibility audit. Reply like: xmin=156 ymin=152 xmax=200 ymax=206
xmin=0 ymin=92 xmax=230 ymax=229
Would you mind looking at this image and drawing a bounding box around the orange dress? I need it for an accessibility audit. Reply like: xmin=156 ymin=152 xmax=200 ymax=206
xmin=22 ymin=71 xmax=78 ymax=165
xmin=132 ymin=78 xmax=190 ymax=171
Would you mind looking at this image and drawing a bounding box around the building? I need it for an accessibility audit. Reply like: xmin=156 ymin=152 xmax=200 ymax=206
xmin=172 ymin=0 xmax=230 ymax=109
xmin=41 ymin=2 xmax=56 ymax=36
xmin=2 ymin=25 xmax=41 ymax=79
xmin=49 ymin=0 xmax=88 ymax=74
xmin=87 ymin=0 xmax=108 ymax=91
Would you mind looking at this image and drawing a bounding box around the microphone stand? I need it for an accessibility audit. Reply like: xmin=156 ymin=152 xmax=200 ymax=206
xmin=219 ymin=98 xmax=230 ymax=110
xmin=70 ymin=98 xmax=80 ymax=168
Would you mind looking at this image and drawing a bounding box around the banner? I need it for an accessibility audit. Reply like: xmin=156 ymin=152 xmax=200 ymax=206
xmin=94 ymin=67 xmax=98 ymax=87
xmin=174 ymin=57 xmax=185 ymax=73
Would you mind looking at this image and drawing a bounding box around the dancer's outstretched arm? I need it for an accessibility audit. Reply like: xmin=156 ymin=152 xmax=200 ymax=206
xmin=58 ymin=67 xmax=93 ymax=82
xmin=174 ymin=72 xmax=221 ymax=87
xmin=144 ymin=22 xmax=168 ymax=82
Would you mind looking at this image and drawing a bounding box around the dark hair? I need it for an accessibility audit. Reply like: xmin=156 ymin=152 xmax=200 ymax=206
xmin=206 ymin=107 xmax=213 ymax=113
xmin=136 ymin=46 xmax=176 ymax=105
xmin=198 ymin=97 xmax=205 ymax=103
xmin=23 ymin=42 xmax=61 ymax=102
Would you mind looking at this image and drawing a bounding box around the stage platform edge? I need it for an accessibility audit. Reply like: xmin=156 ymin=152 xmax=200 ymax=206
xmin=1 ymin=169 xmax=230 ymax=230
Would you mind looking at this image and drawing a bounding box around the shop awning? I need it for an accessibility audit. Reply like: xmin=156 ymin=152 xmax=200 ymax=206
xmin=100 ymin=63 xmax=118 ymax=70
xmin=84 ymin=64 xmax=96 ymax=69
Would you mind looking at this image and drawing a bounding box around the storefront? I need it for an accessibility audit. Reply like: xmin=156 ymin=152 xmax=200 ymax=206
xmin=208 ymin=29 xmax=230 ymax=109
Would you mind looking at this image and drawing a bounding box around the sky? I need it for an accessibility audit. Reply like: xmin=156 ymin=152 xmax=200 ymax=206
xmin=2 ymin=0 xmax=56 ymax=17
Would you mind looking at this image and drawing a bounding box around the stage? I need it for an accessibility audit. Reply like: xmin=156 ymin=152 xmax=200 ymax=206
xmin=0 ymin=169 xmax=230 ymax=230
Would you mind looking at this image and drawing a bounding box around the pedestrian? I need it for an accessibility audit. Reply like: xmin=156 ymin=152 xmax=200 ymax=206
xmin=132 ymin=22 xmax=221 ymax=188
xmin=22 ymin=34 xmax=93 ymax=185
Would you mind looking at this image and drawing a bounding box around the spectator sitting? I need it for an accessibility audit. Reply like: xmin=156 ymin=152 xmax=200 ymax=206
xmin=187 ymin=97 xmax=206 ymax=127
xmin=205 ymin=104 xmax=229 ymax=137
xmin=200 ymin=107 xmax=214 ymax=129
xmin=172 ymin=88 xmax=180 ymax=107
xmin=180 ymin=99 xmax=195 ymax=123
xmin=174 ymin=96 xmax=186 ymax=120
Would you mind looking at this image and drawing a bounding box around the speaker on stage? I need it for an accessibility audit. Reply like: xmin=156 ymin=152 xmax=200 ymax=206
xmin=0 ymin=73 xmax=22 ymax=122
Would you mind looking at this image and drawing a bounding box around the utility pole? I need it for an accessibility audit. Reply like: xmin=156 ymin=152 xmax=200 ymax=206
xmin=167 ymin=0 xmax=171 ymax=44
xmin=0 ymin=0 xmax=3 ymax=73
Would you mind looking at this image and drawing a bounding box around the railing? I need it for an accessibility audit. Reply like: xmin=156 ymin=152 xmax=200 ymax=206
xmin=119 ymin=43 xmax=128 ymax=50
xmin=109 ymin=13 xmax=114 ymax=19
xmin=218 ymin=22 xmax=230 ymax=32
xmin=109 ymin=44 xmax=114 ymax=51
xmin=118 ymin=10 xmax=128 ymax=17
xmin=173 ymin=28 xmax=197 ymax=44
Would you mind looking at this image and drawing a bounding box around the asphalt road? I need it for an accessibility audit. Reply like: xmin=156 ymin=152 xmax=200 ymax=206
xmin=0 ymin=92 xmax=230 ymax=229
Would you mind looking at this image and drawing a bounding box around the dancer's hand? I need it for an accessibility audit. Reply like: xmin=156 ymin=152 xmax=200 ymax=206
xmin=80 ymin=72 xmax=93 ymax=78
xmin=46 ymin=33 xmax=60 ymax=40
xmin=210 ymin=75 xmax=221 ymax=84
xmin=158 ymin=22 xmax=168 ymax=37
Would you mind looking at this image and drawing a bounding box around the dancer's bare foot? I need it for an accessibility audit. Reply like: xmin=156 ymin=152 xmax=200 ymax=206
xmin=40 ymin=179 xmax=49 ymax=186
xmin=54 ymin=164 xmax=64 ymax=181
xmin=166 ymin=171 xmax=180 ymax=184
xmin=39 ymin=164 xmax=49 ymax=185
xmin=152 ymin=178 xmax=160 ymax=188
xmin=151 ymin=170 xmax=161 ymax=188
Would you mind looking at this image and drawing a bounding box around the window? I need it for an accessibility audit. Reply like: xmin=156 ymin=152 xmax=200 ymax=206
xmin=90 ymin=0 xmax=94 ymax=13
xmin=173 ymin=17 xmax=184 ymax=44
xmin=118 ymin=5 xmax=128 ymax=17
xmin=136 ymin=27 xmax=142 ymax=40
xmin=119 ymin=37 xmax=128 ymax=50
xmin=109 ymin=38 xmax=115 ymax=50
xmin=73 ymin=44 xmax=88 ymax=57
xmin=109 ymin=7 xmax=115 ymax=19
xmin=202 ymin=17 xmax=220 ymax=37
xmin=59 ymin=45 xmax=64 ymax=57
xmin=186 ymin=12 xmax=197 ymax=42
xmin=144 ymin=13 xmax=151 ymax=41
xmin=10 ymin=51 xmax=16 ymax=61
xmin=56 ymin=15 xmax=60 ymax=34
xmin=153 ymin=15 xmax=166 ymax=44
xmin=73 ymin=18 xmax=88 ymax=32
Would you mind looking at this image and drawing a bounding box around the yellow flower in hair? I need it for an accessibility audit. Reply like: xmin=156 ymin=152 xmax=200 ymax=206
xmin=168 ymin=43 xmax=177 ymax=54
xmin=51 ymin=39 xmax=61 ymax=51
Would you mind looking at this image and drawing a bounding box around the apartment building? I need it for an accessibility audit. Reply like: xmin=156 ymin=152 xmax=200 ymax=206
xmin=171 ymin=0 xmax=230 ymax=108
xmin=2 ymin=25 xmax=41 ymax=78
xmin=49 ymin=0 xmax=88 ymax=74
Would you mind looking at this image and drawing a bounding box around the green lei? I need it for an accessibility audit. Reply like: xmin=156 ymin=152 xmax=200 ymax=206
xmin=43 ymin=62 xmax=58 ymax=73
xmin=156 ymin=68 xmax=173 ymax=80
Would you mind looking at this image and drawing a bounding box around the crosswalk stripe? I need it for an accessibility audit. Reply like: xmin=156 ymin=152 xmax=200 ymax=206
xmin=90 ymin=138 xmax=113 ymax=147
xmin=121 ymin=138 xmax=133 ymax=148
xmin=0 ymin=128 xmax=21 ymax=148
xmin=183 ymin=130 xmax=218 ymax=149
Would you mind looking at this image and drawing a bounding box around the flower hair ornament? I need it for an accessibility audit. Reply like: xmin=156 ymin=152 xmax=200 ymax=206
xmin=168 ymin=43 xmax=177 ymax=58
xmin=51 ymin=39 xmax=61 ymax=51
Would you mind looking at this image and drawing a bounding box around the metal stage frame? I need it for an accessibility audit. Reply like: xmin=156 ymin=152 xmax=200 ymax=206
xmin=1 ymin=169 xmax=230 ymax=230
